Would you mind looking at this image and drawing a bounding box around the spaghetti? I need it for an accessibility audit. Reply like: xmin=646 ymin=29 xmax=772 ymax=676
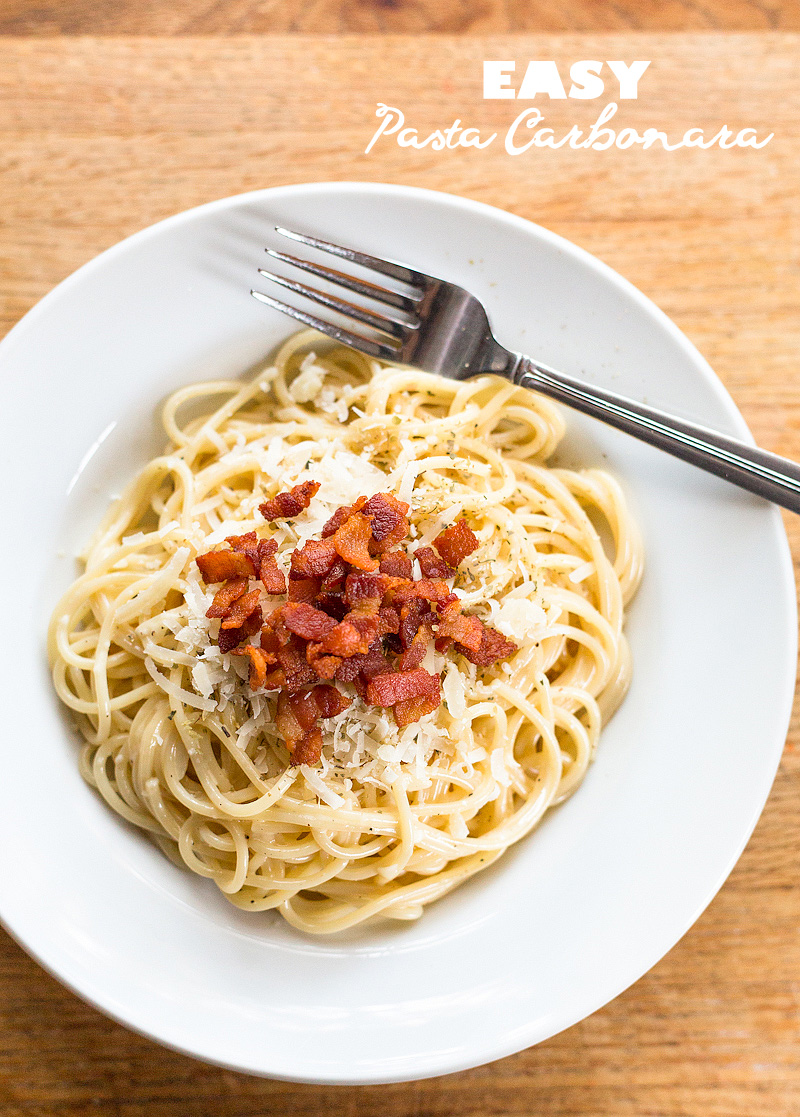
xmin=49 ymin=329 xmax=643 ymax=933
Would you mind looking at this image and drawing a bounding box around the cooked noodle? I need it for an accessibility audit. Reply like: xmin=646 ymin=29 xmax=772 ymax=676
xmin=49 ymin=329 xmax=643 ymax=933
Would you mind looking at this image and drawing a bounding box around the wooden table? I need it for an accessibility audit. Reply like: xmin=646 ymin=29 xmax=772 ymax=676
xmin=0 ymin=30 xmax=798 ymax=1117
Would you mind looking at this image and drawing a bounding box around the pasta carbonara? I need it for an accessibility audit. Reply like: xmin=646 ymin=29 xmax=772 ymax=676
xmin=49 ymin=330 xmax=642 ymax=933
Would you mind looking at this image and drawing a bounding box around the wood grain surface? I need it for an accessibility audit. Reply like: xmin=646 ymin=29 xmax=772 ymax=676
xmin=0 ymin=32 xmax=798 ymax=1117
xmin=0 ymin=0 xmax=799 ymax=34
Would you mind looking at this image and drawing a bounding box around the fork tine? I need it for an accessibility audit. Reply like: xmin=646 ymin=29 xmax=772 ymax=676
xmin=250 ymin=289 xmax=401 ymax=361
xmin=275 ymin=227 xmax=426 ymax=289
xmin=265 ymin=248 xmax=420 ymax=316
xmin=257 ymin=267 xmax=410 ymax=340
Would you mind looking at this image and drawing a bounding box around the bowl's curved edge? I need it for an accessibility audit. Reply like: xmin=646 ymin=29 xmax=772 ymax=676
xmin=0 ymin=181 xmax=796 ymax=1084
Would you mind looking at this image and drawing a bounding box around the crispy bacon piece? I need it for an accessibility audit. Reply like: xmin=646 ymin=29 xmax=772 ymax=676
xmin=321 ymin=495 xmax=367 ymax=538
xmin=392 ymin=579 xmax=452 ymax=606
xmin=257 ymin=539 xmax=286 ymax=594
xmin=321 ymin=557 xmax=347 ymax=592
xmin=217 ymin=608 xmax=262 ymax=653
xmin=291 ymin=728 xmax=324 ymax=767
xmin=276 ymin=637 xmax=318 ymax=693
xmin=415 ymin=546 xmax=454 ymax=580
xmin=434 ymin=519 xmax=479 ymax=569
xmin=344 ymin=572 xmax=386 ymax=607
xmin=261 ymin=605 xmax=292 ymax=649
xmin=305 ymin=643 xmax=341 ymax=680
xmin=349 ymin=614 xmax=381 ymax=650
xmin=319 ymin=620 xmax=370 ymax=658
xmin=205 ymin=578 xmax=248 ymax=619
xmin=260 ymin=628 xmax=283 ymax=656
xmin=283 ymin=602 xmax=338 ymax=641
xmin=315 ymin=592 xmax=348 ymax=621
xmin=361 ymin=493 xmax=409 ymax=542
xmin=196 ymin=550 xmax=255 ymax=583
xmin=336 ymin=640 xmax=392 ymax=683
xmin=367 ymin=668 xmax=440 ymax=708
xmin=287 ymin=576 xmax=321 ymax=603
xmin=315 ymin=684 xmax=351 ymax=719
xmin=456 ymin=624 xmax=518 ymax=666
xmin=259 ymin=480 xmax=320 ymax=522
xmin=222 ymin=533 xmax=285 ymax=594
xmin=437 ymin=600 xmax=484 ymax=654
xmin=262 ymin=667 xmax=286 ymax=690
xmin=226 ymin=531 xmax=260 ymax=564
xmin=398 ymin=597 xmax=434 ymax=650
xmin=394 ymin=694 xmax=440 ymax=727
xmin=399 ymin=628 xmax=430 ymax=672
xmin=332 ymin=513 xmax=378 ymax=572
xmin=220 ymin=589 xmax=262 ymax=629
xmin=379 ymin=550 xmax=413 ymax=578
xmin=378 ymin=605 xmax=400 ymax=635
xmin=232 ymin=645 xmax=270 ymax=690
xmin=290 ymin=538 xmax=338 ymax=579
xmin=276 ymin=685 xmax=351 ymax=766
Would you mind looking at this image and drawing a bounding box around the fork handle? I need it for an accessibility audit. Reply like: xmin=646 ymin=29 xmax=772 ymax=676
xmin=514 ymin=356 xmax=800 ymax=515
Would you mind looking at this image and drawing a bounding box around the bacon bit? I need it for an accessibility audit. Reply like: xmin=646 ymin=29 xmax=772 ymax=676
xmin=336 ymin=640 xmax=393 ymax=684
xmin=232 ymin=645 xmax=270 ymax=690
xmin=332 ymin=513 xmax=378 ymax=572
xmin=348 ymin=612 xmax=381 ymax=650
xmin=290 ymin=538 xmax=338 ymax=579
xmin=361 ymin=493 xmax=410 ymax=542
xmin=415 ymin=546 xmax=455 ymax=580
xmin=259 ymin=480 xmax=320 ymax=522
xmin=378 ymin=605 xmax=400 ymax=635
xmin=437 ymin=601 xmax=484 ymax=654
xmin=222 ymin=533 xmax=286 ymax=594
xmin=226 ymin=530 xmax=260 ymax=564
xmin=321 ymin=495 xmax=367 ymax=538
xmin=196 ymin=550 xmax=255 ymax=583
xmin=260 ymin=628 xmax=283 ymax=655
xmin=220 ymin=589 xmax=262 ymax=629
xmin=399 ymin=628 xmax=430 ymax=672
xmin=306 ymin=644 xmax=341 ymax=680
xmin=287 ymin=576 xmax=321 ymax=603
xmin=283 ymin=602 xmax=338 ymax=641
xmin=257 ymin=539 xmax=286 ymax=594
xmin=314 ymin=684 xmax=351 ymax=719
xmin=205 ymin=578 xmax=248 ymax=619
xmin=321 ymin=557 xmax=347 ymax=592
xmin=398 ymin=598 xmax=433 ymax=650
xmin=276 ymin=685 xmax=351 ymax=765
xmin=315 ymin=592 xmax=349 ymax=620
xmin=457 ymin=624 xmax=518 ymax=666
xmin=379 ymin=550 xmax=413 ymax=578
xmin=393 ymin=579 xmax=452 ymax=606
xmin=217 ymin=608 xmax=262 ymax=653
xmin=276 ymin=689 xmax=308 ymax=750
xmin=276 ymin=638 xmax=318 ymax=693
xmin=290 ymin=727 xmax=324 ymax=766
xmin=319 ymin=620 xmax=370 ymax=658
xmin=367 ymin=668 xmax=440 ymax=708
xmin=434 ymin=519 xmax=479 ymax=569
xmin=394 ymin=694 xmax=440 ymax=727
xmin=261 ymin=605 xmax=292 ymax=647
xmin=263 ymin=667 xmax=286 ymax=690
xmin=344 ymin=571 xmax=386 ymax=607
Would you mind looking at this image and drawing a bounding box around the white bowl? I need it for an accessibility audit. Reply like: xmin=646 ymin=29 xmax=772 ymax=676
xmin=0 ymin=183 xmax=794 ymax=1083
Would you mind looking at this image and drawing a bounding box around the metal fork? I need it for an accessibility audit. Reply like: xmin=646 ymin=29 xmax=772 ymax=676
xmin=252 ymin=227 xmax=800 ymax=515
